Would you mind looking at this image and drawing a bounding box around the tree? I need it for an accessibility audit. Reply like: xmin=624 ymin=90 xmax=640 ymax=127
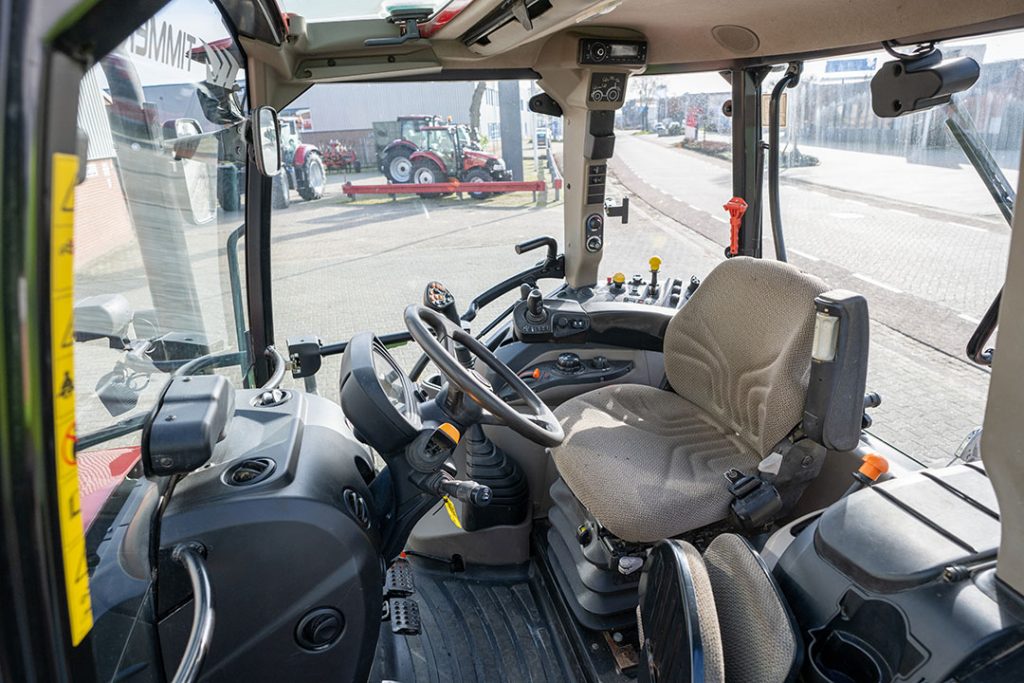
xmin=631 ymin=76 xmax=664 ymax=132
xmin=469 ymin=81 xmax=487 ymax=141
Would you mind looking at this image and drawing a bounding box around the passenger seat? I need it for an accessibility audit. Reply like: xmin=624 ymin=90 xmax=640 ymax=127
xmin=637 ymin=534 xmax=802 ymax=683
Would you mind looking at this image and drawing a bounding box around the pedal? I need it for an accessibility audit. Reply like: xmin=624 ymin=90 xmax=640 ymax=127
xmin=388 ymin=597 xmax=421 ymax=636
xmin=385 ymin=558 xmax=415 ymax=597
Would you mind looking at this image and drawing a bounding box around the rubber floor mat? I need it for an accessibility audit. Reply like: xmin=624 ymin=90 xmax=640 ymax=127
xmin=371 ymin=557 xmax=585 ymax=682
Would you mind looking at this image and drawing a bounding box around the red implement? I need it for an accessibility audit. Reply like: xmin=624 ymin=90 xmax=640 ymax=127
xmin=723 ymin=196 xmax=748 ymax=256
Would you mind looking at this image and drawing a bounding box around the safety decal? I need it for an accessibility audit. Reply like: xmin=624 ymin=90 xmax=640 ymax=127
xmin=50 ymin=152 xmax=93 ymax=646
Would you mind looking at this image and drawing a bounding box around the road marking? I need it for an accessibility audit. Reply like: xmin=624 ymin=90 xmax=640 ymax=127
xmin=889 ymin=209 xmax=917 ymax=217
xmin=789 ymin=248 xmax=820 ymax=261
xmin=852 ymin=273 xmax=903 ymax=293
xmin=958 ymin=313 xmax=982 ymax=324
xmin=421 ymin=204 xmax=430 ymax=219
xmin=712 ymin=215 xmax=727 ymax=223
xmin=830 ymin=212 xmax=865 ymax=219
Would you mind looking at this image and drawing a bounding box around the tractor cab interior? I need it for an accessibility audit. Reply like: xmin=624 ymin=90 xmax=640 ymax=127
xmin=7 ymin=1 xmax=1024 ymax=682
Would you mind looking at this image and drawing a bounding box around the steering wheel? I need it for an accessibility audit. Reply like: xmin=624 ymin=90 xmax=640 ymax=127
xmin=404 ymin=304 xmax=564 ymax=447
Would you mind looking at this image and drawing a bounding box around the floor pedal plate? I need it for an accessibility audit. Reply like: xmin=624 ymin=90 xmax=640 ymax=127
xmin=385 ymin=558 xmax=416 ymax=596
xmin=388 ymin=597 xmax=422 ymax=636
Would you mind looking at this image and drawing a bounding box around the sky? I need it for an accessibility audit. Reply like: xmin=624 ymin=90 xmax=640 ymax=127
xmin=645 ymin=28 xmax=1024 ymax=98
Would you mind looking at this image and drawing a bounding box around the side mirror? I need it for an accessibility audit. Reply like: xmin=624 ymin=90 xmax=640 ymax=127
xmin=163 ymin=118 xmax=204 ymax=161
xmin=74 ymin=293 xmax=133 ymax=348
xmin=251 ymin=105 xmax=282 ymax=176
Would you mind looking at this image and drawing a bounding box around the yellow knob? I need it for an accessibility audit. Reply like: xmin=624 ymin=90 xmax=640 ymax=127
xmin=612 ymin=272 xmax=625 ymax=285
xmin=649 ymin=256 xmax=662 ymax=272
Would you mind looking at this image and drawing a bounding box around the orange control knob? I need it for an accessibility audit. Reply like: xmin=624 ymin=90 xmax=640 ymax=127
xmin=532 ymin=368 xmax=541 ymax=379
xmin=858 ymin=453 xmax=889 ymax=482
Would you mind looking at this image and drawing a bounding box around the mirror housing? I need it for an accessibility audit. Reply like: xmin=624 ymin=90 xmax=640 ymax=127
xmin=251 ymin=105 xmax=282 ymax=176
xmin=74 ymin=293 xmax=133 ymax=348
xmin=143 ymin=375 xmax=234 ymax=477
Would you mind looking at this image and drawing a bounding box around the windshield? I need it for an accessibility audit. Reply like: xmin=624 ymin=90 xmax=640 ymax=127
xmin=72 ymin=0 xmax=249 ymax=677
xmin=621 ymin=29 xmax=1022 ymax=467
xmin=270 ymin=79 xmax=561 ymax=399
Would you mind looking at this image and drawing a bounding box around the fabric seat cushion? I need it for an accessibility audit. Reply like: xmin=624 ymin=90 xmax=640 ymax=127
xmin=553 ymin=384 xmax=760 ymax=542
xmin=664 ymin=257 xmax=829 ymax=456
xmin=704 ymin=534 xmax=800 ymax=683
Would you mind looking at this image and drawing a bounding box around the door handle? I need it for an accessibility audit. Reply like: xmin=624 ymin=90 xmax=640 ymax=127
xmin=170 ymin=543 xmax=214 ymax=683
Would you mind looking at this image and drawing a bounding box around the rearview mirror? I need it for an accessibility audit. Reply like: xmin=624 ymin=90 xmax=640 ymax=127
xmin=252 ymin=105 xmax=281 ymax=176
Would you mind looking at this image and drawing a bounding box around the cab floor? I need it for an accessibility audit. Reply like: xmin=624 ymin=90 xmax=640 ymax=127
xmin=370 ymin=556 xmax=587 ymax=682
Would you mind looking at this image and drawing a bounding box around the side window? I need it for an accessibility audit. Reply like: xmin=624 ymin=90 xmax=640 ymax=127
xmin=72 ymin=0 xmax=247 ymax=678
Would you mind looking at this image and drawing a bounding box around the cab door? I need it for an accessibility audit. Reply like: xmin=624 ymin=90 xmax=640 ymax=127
xmin=0 ymin=1 xmax=268 ymax=680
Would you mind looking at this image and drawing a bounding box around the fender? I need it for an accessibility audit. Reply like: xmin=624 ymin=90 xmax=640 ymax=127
xmin=292 ymin=143 xmax=318 ymax=167
xmin=462 ymin=149 xmax=496 ymax=172
xmin=382 ymin=139 xmax=419 ymax=158
xmin=409 ymin=150 xmax=447 ymax=174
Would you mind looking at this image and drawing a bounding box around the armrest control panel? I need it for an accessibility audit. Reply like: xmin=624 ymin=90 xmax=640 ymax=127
xmin=513 ymin=297 xmax=590 ymax=343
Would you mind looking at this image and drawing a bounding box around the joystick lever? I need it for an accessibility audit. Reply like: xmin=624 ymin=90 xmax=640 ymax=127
xmin=525 ymin=287 xmax=546 ymax=323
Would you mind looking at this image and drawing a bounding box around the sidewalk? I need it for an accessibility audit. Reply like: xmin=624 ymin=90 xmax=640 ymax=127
xmin=642 ymin=132 xmax=1018 ymax=223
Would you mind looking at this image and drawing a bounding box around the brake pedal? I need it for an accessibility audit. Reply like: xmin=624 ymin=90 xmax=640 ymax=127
xmin=385 ymin=558 xmax=415 ymax=597
xmin=388 ymin=597 xmax=421 ymax=635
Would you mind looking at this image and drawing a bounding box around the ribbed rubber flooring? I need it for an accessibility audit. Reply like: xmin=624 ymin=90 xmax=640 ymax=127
xmin=371 ymin=558 xmax=584 ymax=682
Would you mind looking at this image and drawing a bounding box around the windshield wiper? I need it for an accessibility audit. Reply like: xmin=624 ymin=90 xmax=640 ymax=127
xmin=944 ymin=97 xmax=1016 ymax=366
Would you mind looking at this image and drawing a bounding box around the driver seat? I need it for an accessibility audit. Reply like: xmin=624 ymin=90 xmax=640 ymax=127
xmin=552 ymin=257 xmax=828 ymax=542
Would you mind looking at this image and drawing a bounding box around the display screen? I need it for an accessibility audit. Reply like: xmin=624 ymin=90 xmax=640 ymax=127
xmin=610 ymin=43 xmax=640 ymax=58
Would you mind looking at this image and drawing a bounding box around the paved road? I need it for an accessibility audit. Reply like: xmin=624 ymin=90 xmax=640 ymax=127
xmin=612 ymin=133 xmax=998 ymax=466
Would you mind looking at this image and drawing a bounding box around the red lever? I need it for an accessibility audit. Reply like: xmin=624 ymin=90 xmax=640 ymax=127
xmin=723 ymin=197 xmax=748 ymax=256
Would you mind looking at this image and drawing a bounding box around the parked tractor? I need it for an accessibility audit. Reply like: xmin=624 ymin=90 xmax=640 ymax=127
xmin=323 ymin=140 xmax=362 ymax=172
xmin=409 ymin=124 xmax=511 ymax=199
xmin=274 ymin=115 xmax=327 ymax=208
xmin=375 ymin=114 xmax=487 ymax=185
xmin=375 ymin=114 xmax=441 ymax=183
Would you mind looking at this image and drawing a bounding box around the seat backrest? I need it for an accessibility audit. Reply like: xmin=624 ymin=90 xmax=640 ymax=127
xmin=638 ymin=540 xmax=725 ymax=683
xmin=703 ymin=534 xmax=802 ymax=683
xmin=664 ymin=257 xmax=828 ymax=456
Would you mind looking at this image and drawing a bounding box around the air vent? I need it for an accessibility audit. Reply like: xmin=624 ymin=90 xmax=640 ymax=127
xmin=224 ymin=457 xmax=276 ymax=486
xmin=343 ymin=489 xmax=372 ymax=529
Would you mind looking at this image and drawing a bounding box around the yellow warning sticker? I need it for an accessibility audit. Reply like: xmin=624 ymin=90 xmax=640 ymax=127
xmin=50 ymin=152 xmax=93 ymax=646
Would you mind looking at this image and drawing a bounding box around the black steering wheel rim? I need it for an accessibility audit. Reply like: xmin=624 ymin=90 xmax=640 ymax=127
xmin=404 ymin=304 xmax=564 ymax=447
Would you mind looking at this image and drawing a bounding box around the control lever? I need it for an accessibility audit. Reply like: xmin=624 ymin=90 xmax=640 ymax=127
xmin=525 ymin=288 xmax=546 ymax=323
xmin=648 ymin=256 xmax=661 ymax=297
xmin=426 ymin=471 xmax=493 ymax=507
xmin=423 ymin=281 xmax=461 ymax=325
xmin=515 ymin=236 xmax=558 ymax=269
xmin=604 ymin=196 xmax=629 ymax=224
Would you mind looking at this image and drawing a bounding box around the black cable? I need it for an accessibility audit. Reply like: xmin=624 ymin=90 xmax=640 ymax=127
xmin=767 ymin=62 xmax=802 ymax=262
xmin=882 ymin=40 xmax=936 ymax=61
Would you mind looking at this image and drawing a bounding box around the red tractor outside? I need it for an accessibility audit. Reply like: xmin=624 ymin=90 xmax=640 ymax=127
xmin=272 ymin=115 xmax=327 ymax=208
xmin=407 ymin=125 xmax=511 ymax=199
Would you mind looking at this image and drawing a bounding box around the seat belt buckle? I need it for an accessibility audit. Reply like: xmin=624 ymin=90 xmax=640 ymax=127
xmin=724 ymin=468 xmax=783 ymax=530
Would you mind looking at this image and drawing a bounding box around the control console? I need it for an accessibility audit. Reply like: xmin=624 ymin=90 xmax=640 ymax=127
xmin=497 ymin=353 xmax=632 ymax=402
xmin=592 ymin=257 xmax=700 ymax=308
xmin=513 ymin=288 xmax=590 ymax=343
